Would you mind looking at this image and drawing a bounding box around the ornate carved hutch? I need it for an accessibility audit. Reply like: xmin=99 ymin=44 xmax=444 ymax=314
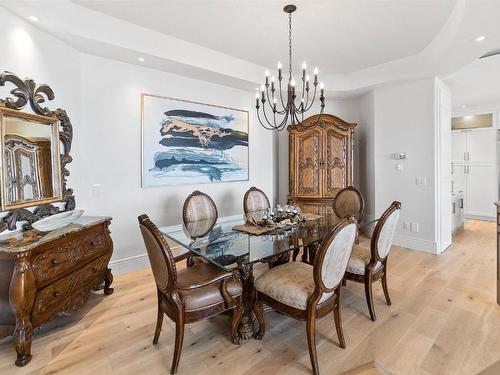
xmin=288 ymin=114 xmax=356 ymax=215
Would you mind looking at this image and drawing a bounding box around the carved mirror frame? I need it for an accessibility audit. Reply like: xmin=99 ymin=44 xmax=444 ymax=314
xmin=0 ymin=71 xmax=75 ymax=231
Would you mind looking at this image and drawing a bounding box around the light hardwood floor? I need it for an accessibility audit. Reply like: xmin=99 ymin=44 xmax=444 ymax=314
xmin=1 ymin=220 xmax=499 ymax=375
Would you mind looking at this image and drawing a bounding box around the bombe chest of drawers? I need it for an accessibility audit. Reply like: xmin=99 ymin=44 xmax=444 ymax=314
xmin=0 ymin=216 xmax=114 ymax=366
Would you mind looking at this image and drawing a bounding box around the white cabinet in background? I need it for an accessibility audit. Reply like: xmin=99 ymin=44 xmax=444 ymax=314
xmin=451 ymin=128 xmax=498 ymax=220
xmin=452 ymin=191 xmax=464 ymax=232
xmin=451 ymin=163 xmax=466 ymax=194
xmin=467 ymin=164 xmax=497 ymax=218
xmin=451 ymin=132 xmax=467 ymax=162
xmin=467 ymin=130 xmax=497 ymax=163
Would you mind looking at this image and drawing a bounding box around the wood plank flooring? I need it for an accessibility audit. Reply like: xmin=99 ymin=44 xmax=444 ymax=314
xmin=0 ymin=220 xmax=499 ymax=375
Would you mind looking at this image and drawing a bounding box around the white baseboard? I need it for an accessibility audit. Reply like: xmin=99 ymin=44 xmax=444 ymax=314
xmin=393 ymin=234 xmax=438 ymax=254
xmin=465 ymin=214 xmax=495 ymax=222
xmin=109 ymin=253 xmax=149 ymax=275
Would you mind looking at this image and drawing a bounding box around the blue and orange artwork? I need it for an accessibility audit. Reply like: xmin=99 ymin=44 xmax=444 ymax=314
xmin=142 ymin=94 xmax=249 ymax=187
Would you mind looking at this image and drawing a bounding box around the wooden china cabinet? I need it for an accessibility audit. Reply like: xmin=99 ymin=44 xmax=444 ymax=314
xmin=288 ymin=114 xmax=356 ymax=215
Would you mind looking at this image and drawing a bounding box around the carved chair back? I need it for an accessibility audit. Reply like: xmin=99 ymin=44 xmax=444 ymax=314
xmin=313 ymin=217 xmax=357 ymax=293
xmin=138 ymin=214 xmax=177 ymax=292
xmin=243 ymin=186 xmax=270 ymax=214
xmin=370 ymin=201 xmax=401 ymax=262
xmin=182 ymin=191 xmax=218 ymax=224
xmin=333 ymin=186 xmax=364 ymax=222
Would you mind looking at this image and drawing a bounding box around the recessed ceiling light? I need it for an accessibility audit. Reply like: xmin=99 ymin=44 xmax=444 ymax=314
xmin=28 ymin=15 xmax=39 ymax=22
xmin=138 ymin=57 xmax=145 ymax=62
xmin=474 ymin=35 xmax=486 ymax=42
xmin=461 ymin=104 xmax=467 ymax=109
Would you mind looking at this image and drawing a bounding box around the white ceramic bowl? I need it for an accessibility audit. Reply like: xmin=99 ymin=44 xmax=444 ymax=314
xmin=32 ymin=209 xmax=84 ymax=232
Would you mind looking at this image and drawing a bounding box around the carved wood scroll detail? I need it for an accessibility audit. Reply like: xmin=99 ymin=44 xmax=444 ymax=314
xmin=0 ymin=71 xmax=75 ymax=232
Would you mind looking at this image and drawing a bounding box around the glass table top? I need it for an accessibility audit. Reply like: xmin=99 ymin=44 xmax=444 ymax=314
xmin=160 ymin=213 xmax=349 ymax=271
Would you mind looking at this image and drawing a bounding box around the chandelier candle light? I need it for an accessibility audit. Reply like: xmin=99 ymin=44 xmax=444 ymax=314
xmin=255 ymin=4 xmax=325 ymax=131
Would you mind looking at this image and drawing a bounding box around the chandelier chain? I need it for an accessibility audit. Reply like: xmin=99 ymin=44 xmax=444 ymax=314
xmin=288 ymin=13 xmax=292 ymax=79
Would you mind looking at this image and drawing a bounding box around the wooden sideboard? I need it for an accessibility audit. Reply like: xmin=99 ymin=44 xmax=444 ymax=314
xmin=0 ymin=216 xmax=113 ymax=366
xmin=288 ymin=114 xmax=356 ymax=214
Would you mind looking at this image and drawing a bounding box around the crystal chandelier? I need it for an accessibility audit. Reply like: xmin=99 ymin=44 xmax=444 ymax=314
xmin=255 ymin=4 xmax=325 ymax=131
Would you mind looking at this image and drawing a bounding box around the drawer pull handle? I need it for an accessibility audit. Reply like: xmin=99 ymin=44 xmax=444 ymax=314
xmin=52 ymin=259 xmax=60 ymax=265
xmin=91 ymin=241 xmax=97 ymax=247
xmin=54 ymin=291 xmax=61 ymax=297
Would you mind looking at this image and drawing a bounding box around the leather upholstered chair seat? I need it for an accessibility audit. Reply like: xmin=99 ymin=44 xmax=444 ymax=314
xmin=138 ymin=214 xmax=243 ymax=374
xmin=176 ymin=263 xmax=242 ymax=312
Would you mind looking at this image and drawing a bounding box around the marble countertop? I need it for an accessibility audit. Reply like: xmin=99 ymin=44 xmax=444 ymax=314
xmin=0 ymin=216 xmax=111 ymax=254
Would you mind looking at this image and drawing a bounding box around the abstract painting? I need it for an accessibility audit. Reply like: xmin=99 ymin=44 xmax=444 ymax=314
xmin=141 ymin=94 xmax=249 ymax=187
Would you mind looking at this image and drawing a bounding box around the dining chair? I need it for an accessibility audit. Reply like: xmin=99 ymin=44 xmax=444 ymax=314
xmin=344 ymin=201 xmax=401 ymax=321
xmin=333 ymin=186 xmax=364 ymax=222
xmin=138 ymin=214 xmax=243 ymax=374
xmin=253 ymin=217 xmax=358 ymax=375
xmin=243 ymin=186 xmax=270 ymax=215
xmin=182 ymin=190 xmax=218 ymax=265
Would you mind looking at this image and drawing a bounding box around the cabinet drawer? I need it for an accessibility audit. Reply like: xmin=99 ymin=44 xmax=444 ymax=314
xmin=32 ymin=227 xmax=109 ymax=288
xmin=31 ymin=254 xmax=111 ymax=326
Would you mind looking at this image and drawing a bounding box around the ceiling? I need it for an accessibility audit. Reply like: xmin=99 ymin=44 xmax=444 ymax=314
xmin=74 ymin=0 xmax=455 ymax=74
xmin=2 ymin=0 xmax=500 ymax=99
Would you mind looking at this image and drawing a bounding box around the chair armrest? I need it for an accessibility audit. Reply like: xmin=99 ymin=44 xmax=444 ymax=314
xmin=176 ymin=271 xmax=236 ymax=290
xmin=173 ymin=251 xmax=191 ymax=262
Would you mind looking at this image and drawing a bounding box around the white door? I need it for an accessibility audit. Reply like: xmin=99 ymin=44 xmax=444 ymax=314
xmin=451 ymin=131 xmax=467 ymax=163
xmin=451 ymin=163 xmax=467 ymax=194
xmin=467 ymin=129 xmax=497 ymax=163
xmin=466 ymin=164 xmax=497 ymax=218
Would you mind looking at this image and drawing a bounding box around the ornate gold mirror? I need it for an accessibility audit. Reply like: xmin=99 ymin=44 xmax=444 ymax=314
xmin=0 ymin=108 xmax=62 ymax=210
xmin=0 ymin=71 xmax=75 ymax=231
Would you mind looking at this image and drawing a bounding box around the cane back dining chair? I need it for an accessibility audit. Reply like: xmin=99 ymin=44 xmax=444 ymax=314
xmin=253 ymin=217 xmax=358 ymax=375
xmin=138 ymin=214 xmax=243 ymax=374
xmin=344 ymin=201 xmax=401 ymax=321
xmin=181 ymin=190 xmax=219 ymax=265
xmin=243 ymin=186 xmax=271 ymax=216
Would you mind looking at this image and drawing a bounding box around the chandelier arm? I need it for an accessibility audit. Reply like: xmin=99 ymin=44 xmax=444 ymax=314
xmin=257 ymin=107 xmax=278 ymax=130
xmin=276 ymin=110 xmax=290 ymax=131
xmin=303 ymin=85 xmax=319 ymax=112
xmin=261 ymin=101 xmax=279 ymax=129
xmin=266 ymin=84 xmax=287 ymax=115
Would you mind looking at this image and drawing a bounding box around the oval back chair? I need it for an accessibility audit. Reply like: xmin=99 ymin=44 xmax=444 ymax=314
xmin=254 ymin=217 xmax=357 ymax=375
xmin=333 ymin=186 xmax=365 ymax=222
xmin=243 ymin=186 xmax=270 ymax=215
xmin=138 ymin=214 xmax=243 ymax=374
xmin=345 ymin=201 xmax=401 ymax=321
xmin=182 ymin=190 xmax=218 ymax=224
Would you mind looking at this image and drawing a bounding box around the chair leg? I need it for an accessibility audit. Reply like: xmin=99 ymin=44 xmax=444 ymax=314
xmin=254 ymin=300 xmax=266 ymax=340
xmin=153 ymin=292 xmax=164 ymax=345
xmin=170 ymin=319 xmax=185 ymax=375
xmin=231 ymin=305 xmax=243 ymax=345
xmin=341 ymin=278 xmax=347 ymax=286
xmin=292 ymin=247 xmax=300 ymax=261
xmin=306 ymin=310 xmax=320 ymax=375
xmin=333 ymin=289 xmax=346 ymax=349
xmin=364 ymin=273 xmax=376 ymax=321
xmin=381 ymin=271 xmax=391 ymax=306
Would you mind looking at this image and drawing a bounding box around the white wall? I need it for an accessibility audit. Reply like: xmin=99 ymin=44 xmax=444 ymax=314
xmin=358 ymin=78 xmax=451 ymax=253
xmin=78 ymin=54 xmax=274 ymax=272
xmin=0 ymin=8 xmax=275 ymax=273
xmin=358 ymin=92 xmax=376 ymax=220
xmin=277 ymin=98 xmax=362 ymax=203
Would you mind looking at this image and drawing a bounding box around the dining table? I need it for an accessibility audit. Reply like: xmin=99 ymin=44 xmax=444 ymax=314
xmin=160 ymin=212 xmax=371 ymax=342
